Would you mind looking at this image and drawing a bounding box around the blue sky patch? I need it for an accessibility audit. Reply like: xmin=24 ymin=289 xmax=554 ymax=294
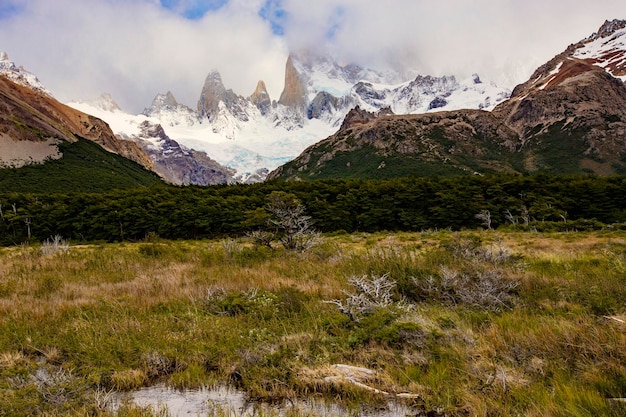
xmin=160 ymin=0 xmax=228 ymax=20
xmin=325 ymin=6 xmax=345 ymax=40
xmin=0 ymin=2 xmax=21 ymax=20
xmin=259 ymin=0 xmax=286 ymax=36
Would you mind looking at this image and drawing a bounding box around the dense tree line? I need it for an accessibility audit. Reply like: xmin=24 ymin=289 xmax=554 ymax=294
xmin=1 ymin=174 xmax=626 ymax=245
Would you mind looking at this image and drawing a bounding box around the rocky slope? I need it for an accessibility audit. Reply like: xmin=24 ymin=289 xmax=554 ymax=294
xmin=119 ymin=121 xmax=235 ymax=185
xmin=269 ymin=19 xmax=626 ymax=180
xmin=0 ymin=57 xmax=153 ymax=171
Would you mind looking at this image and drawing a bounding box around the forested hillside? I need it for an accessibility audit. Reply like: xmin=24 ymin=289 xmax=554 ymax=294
xmin=1 ymin=174 xmax=625 ymax=245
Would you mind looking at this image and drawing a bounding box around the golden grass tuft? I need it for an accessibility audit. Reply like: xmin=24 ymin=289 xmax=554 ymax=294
xmin=0 ymin=351 xmax=28 ymax=370
xmin=110 ymin=369 xmax=148 ymax=391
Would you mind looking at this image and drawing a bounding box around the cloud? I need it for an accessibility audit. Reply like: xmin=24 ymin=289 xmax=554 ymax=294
xmin=0 ymin=0 xmax=624 ymax=113
xmin=277 ymin=0 xmax=626 ymax=86
xmin=0 ymin=0 xmax=287 ymax=111
xmin=160 ymin=0 xmax=229 ymax=19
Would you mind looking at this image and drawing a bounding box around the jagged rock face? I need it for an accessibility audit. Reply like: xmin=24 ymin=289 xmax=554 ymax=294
xmin=0 ymin=74 xmax=154 ymax=171
xmin=197 ymin=71 xmax=250 ymax=122
xmin=145 ymin=91 xmax=178 ymax=113
xmin=123 ymin=121 xmax=235 ymax=185
xmin=339 ymin=106 xmax=394 ymax=130
xmin=250 ymin=80 xmax=272 ymax=115
xmin=278 ymin=55 xmax=307 ymax=112
xmin=144 ymin=91 xmax=198 ymax=127
xmin=308 ymin=92 xmax=341 ymax=121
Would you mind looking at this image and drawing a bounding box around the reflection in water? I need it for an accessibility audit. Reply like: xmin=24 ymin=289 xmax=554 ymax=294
xmin=112 ymin=384 xmax=417 ymax=416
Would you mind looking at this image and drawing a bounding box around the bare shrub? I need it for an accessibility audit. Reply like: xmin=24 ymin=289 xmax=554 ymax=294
xmin=30 ymin=366 xmax=87 ymax=406
xmin=326 ymin=273 xmax=396 ymax=321
xmin=412 ymin=266 xmax=519 ymax=311
xmin=265 ymin=191 xmax=321 ymax=252
xmin=246 ymin=229 xmax=275 ymax=248
xmin=41 ymin=235 xmax=69 ymax=255
xmin=478 ymin=240 xmax=514 ymax=265
xmin=446 ymin=237 xmax=515 ymax=266
xmin=475 ymin=210 xmax=493 ymax=230
xmin=93 ymin=386 xmax=115 ymax=411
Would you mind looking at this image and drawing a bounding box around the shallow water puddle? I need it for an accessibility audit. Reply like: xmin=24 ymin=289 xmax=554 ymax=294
xmin=112 ymin=384 xmax=417 ymax=416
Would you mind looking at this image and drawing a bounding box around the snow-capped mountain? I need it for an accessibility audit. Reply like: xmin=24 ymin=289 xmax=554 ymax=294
xmin=0 ymin=52 xmax=51 ymax=96
xmin=269 ymin=19 xmax=626 ymax=181
xmin=0 ymin=55 xmax=155 ymax=176
xmin=67 ymin=52 xmax=510 ymax=183
xmin=508 ymin=19 xmax=626 ymax=99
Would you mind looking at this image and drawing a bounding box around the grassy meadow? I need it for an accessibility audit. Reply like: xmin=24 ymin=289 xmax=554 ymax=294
xmin=0 ymin=230 xmax=625 ymax=416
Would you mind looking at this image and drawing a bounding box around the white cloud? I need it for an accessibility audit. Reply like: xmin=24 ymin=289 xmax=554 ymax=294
xmin=0 ymin=0 xmax=287 ymax=111
xmin=278 ymin=0 xmax=626 ymax=87
xmin=0 ymin=0 xmax=624 ymax=113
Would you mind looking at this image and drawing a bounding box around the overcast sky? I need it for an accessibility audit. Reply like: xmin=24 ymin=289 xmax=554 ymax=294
xmin=0 ymin=0 xmax=624 ymax=113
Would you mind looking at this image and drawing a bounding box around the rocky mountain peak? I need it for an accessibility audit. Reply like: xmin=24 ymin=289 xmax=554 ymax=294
xmin=197 ymin=70 xmax=226 ymax=118
xmin=197 ymin=70 xmax=250 ymax=123
xmin=143 ymin=91 xmax=179 ymax=114
xmin=339 ymin=106 xmax=393 ymax=131
xmin=91 ymin=93 xmax=122 ymax=112
xmin=161 ymin=91 xmax=179 ymax=107
xmin=250 ymin=80 xmax=271 ymax=115
xmin=278 ymin=55 xmax=307 ymax=111
xmin=0 ymin=52 xmax=51 ymax=95
xmin=591 ymin=19 xmax=626 ymax=41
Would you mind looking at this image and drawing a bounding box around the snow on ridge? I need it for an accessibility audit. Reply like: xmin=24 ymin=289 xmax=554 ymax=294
xmin=538 ymin=62 xmax=564 ymax=90
xmin=573 ymin=25 xmax=626 ymax=79
xmin=0 ymin=52 xmax=52 ymax=96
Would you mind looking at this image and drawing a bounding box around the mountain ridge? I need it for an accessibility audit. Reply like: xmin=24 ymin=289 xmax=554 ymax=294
xmin=268 ymin=19 xmax=626 ymax=180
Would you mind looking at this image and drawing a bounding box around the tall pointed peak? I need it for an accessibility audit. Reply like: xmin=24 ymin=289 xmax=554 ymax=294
xmin=143 ymin=91 xmax=180 ymax=116
xmin=278 ymin=54 xmax=307 ymax=111
xmin=0 ymin=52 xmax=9 ymax=62
xmin=198 ymin=70 xmax=229 ymax=117
xmin=204 ymin=70 xmax=225 ymax=87
xmin=251 ymin=80 xmax=269 ymax=99
xmin=250 ymin=80 xmax=271 ymax=115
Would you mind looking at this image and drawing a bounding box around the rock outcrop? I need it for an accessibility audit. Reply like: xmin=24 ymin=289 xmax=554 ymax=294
xmin=122 ymin=121 xmax=235 ymax=185
xmin=278 ymin=55 xmax=308 ymax=113
xmin=250 ymin=80 xmax=272 ymax=115
xmin=197 ymin=71 xmax=250 ymax=122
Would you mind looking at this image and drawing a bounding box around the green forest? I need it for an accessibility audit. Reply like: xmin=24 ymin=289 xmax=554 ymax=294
xmin=1 ymin=174 xmax=625 ymax=245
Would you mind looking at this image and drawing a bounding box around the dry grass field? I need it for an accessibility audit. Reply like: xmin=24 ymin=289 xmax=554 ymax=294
xmin=0 ymin=230 xmax=625 ymax=416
